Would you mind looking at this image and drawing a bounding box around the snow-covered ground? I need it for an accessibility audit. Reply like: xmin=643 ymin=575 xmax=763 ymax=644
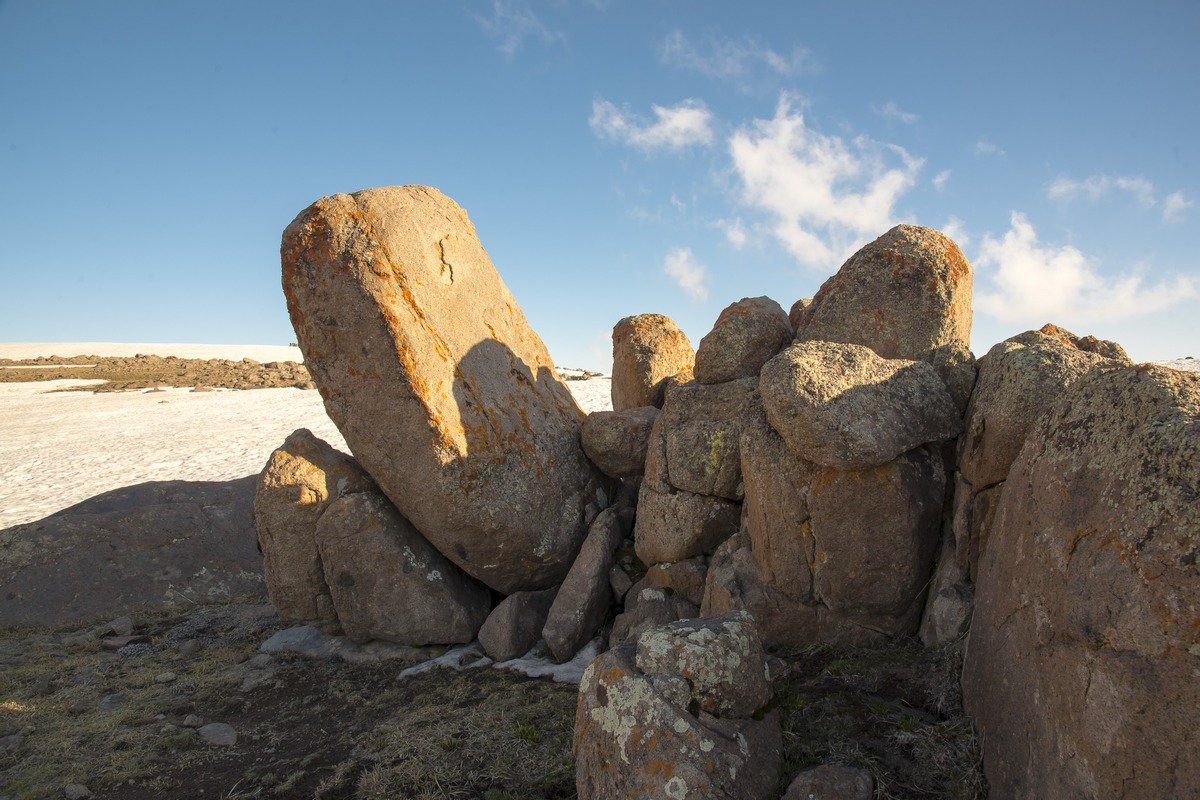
xmin=0 ymin=342 xmax=304 ymax=362
xmin=0 ymin=344 xmax=612 ymax=529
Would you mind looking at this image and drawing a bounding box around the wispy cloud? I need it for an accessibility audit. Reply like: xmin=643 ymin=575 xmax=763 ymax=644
xmin=728 ymin=94 xmax=923 ymax=269
xmin=659 ymin=30 xmax=817 ymax=90
xmin=1163 ymin=191 xmax=1194 ymax=223
xmin=932 ymin=169 xmax=951 ymax=191
xmin=719 ymin=217 xmax=748 ymax=248
xmin=475 ymin=0 xmax=564 ymax=56
xmin=876 ymin=100 xmax=918 ymax=124
xmin=590 ymin=98 xmax=714 ymax=151
xmin=1047 ymin=173 xmax=1193 ymax=223
xmin=974 ymin=137 xmax=1005 ymax=157
xmin=1047 ymin=174 xmax=1156 ymax=207
xmin=976 ymin=212 xmax=1194 ymax=323
xmin=663 ymin=247 xmax=709 ymax=301
xmin=942 ymin=216 xmax=970 ymax=247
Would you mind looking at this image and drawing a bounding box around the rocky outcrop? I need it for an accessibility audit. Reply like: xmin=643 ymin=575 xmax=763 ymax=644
xmin=575 ymin=613 xmax=781 ymax=799
xmin=611 ymin=313 xmax=695 ymax=411
xmin=581 ymin=407 xmax=659 ymax=478
xmin=1 ymin=478 xmax=264 ymax=627
xmin=796 ymin=224 xmax=973 ymax=365
xmin=543 ymin=506 xmax=629 ymax=662
xmin=694 ymin=296 xmax=791 ymax=385
xmin=760 ymin=341 xmax=961 ymax=470
xmin=282 ymin=185 xmax=606 ymax=594
xmin=963 ymin=365 xmax=1200 ymax=799
xmin=316 ymin=491 xmax=490 ymax=645
xmin=478 ymin=587 xmax=557 ymax=662
xmin=254 ymin=428 xmax=374 ymax=623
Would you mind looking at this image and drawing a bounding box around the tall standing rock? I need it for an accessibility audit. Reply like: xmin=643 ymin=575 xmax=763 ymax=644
xmin=796 ymin=224 xmax=973 ymax=364
xmin=254 ymin=429 xmax=375 ymax=623
xmin=282 ymin=186 xmax=607 ymax=594
xmin=963 ymin=365 xmax=1200 ymax=799
xmin=611 ymin=314 xmax=695 ymax=411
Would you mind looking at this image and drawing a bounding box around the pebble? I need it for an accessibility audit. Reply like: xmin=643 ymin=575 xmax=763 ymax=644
xmin=245 ymin=653 xmax=273 ymax=669
xmin=63 ymin=786 xmax=92 ymax=799
xmin=154 ymin=672 xmax=177 ymax=684
xmin=239 ymin=670 xmax=271 ymax=691
xmin=107 ymin=616 xmax=134 ymax=636
xmin=98 ymin=693 xmax=123 ymax=710
xmin=181 ymin=714 xmax=204 ymax=728
xmin=177 ymin=640 xmax=201 ymax=657
xmin=197 ymin=722 xmax=237 ymax=746
xmin=101 ymin=635 xmax=149 ymax=651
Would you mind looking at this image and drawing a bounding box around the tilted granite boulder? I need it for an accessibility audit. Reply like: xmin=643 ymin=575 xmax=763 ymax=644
xmin=581 ymin=406 xmax=659 ymax=478
xmin=282 ymin=185 xmax=606 ymax=593
xmin=478 ymin=587 xmax=557 ymax=662
xmin=760 ymin=341 xmax=962 ymax=470
xmin=963 ymin=365 xmax=1200 ymax=800
xmin=575 ymin=613 xmax=781 ymax=799
xmin=316 ymin=491 xmax=490 ymax=645
xmin=796 ymin=224 xmax=973 ymax=364
xmin=694 ymin=296 xmax=792 ymax=385
xmin=611 ymin=313 xmax=695 ymax=411
xmin=254 ymin=428 xmax=375 ymax=623
xmin=543 ymin=506 xmax=629 ymax=662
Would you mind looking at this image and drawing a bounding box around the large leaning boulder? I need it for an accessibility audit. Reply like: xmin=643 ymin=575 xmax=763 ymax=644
xmin=575 ymin=613 xmax=781 ymax=799
xmin=316 ymin=490 xmax=490 ymax=645
xmin=611 ymin=313 xmax=695 ymax=411
xmin=254 ymin=428 xmax=375 ymax=623
xmin=282 ymin=185 xmax=607 ymax=593
xmin=963 ymin=365 xmax=1200 ymax=799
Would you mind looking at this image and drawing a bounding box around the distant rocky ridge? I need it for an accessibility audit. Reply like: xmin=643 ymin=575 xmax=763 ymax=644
xmin=243 ymin=185 xmax=1199 ymax=799
xmin=0 ymin=353 xmax=315 ymax=392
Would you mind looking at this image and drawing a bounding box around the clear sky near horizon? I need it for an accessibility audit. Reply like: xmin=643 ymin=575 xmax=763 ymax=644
xmin=1 ymin=1 xmax=1197 ymax=371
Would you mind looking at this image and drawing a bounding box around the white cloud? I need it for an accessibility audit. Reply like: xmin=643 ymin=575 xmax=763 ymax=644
xmin=1162 ymin=191 xmax=1193 ymax=223
xmin=590 ymin=98 xmax=714 ymax=151
xmin=663 ymin=247 xmax=709 ymax=301
xmin=975 ymin=212 xmax=1195 ymax=323
xmin=1046 ymin=174 xmax=1156 ymax=207
xmin=974 ymin=137 xmax=1005 ymax=157
xmin=942 ymin=216 xmax=970 ymax=247
xmin=728 ymin=94 xmax=923 ymax=269
xmin=660 ymin=30 xmax=817 ymax=88
xmin=932 ymin=169 xmax=951 ymax=191
xmin=876 ymin=100 xmax=918 ymax=124
xmin=720 ymin=218 xmax=748 ymax=248
xmin=475 ymin=0 xmax=564 ymax=55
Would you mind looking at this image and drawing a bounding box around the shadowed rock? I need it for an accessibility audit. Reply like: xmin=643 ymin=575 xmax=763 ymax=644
xmin=581 ymin=407 xmax=658 ymax=478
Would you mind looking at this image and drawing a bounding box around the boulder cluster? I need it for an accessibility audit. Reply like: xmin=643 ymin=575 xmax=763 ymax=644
xmin=256 ymin=185 xmax=1199 ymax=799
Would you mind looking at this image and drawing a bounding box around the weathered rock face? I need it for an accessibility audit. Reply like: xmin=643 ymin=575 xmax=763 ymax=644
xmin=1 ymin=478 xmax=265 ymax=628
xmin=796 ymin=224 xmax=973 ymax=364
xmin=807 ymin=448 xmax=944 ymax=635
xmin=282 ymin=186 xmax=606 ymax=594
xmin=254 ymin=429 xmax=375 ymax=623
xmin=316 ymin=491 xmax=490 ymax=645
xmin=694 ymin=296 xmax=792 ymax=385
xmin=963 ymin=365 xmax=1200 ymax=800
xmin=478 ymin=587 xmax=557 ymax=662
xmin=760 ymin=341 xmax=962 ymax=470
xmin=611 ymin=313 xmax=695 ymax=411
xmin=660 ymin=378 xmax=756 ymax=499
xmin=543 ymin=506 xmax=628 ymax=662
xmin=918 ymin=531 xmax=972 ymax=646
xmin=633 ymin=486 xmax=740 ymax=566
xmin=575 ymin=614 xmax=781 ymax=800
xmin=581 ymin=407 xmax=659 ymax=478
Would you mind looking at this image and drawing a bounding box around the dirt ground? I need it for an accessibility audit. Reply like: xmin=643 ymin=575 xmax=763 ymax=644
xmin=0 ymin=355 xmax=313 ymax=392
xmin=0 ymin=602 xmax=984 ymax=800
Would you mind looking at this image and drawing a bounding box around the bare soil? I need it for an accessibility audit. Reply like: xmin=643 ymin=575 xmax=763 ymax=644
xmin=0 ymin=355 xmax=314 ymax=392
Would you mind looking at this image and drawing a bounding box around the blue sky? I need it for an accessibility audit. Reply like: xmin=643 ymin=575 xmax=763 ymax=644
xmin=1 ymin=1 xmax=1196 ymax=370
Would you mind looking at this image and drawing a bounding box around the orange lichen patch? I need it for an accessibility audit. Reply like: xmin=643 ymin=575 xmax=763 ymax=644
xmin=644 ymin=756 xmax=677 ymax=780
